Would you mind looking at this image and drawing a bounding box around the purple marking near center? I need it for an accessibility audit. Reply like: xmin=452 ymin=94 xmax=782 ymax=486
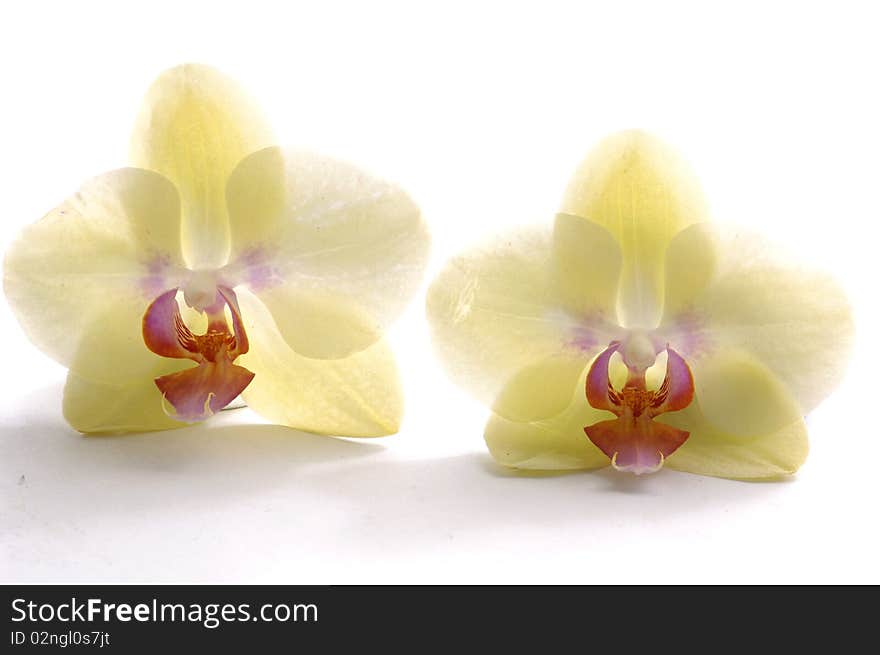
xmin=563 ymin=312 xmax=619 ymax=353
xmin=140 ymin=254 xmax=175 ymax=298
xmin=568 ymin=327 xmax=599 ymax=352
xmin=235 ymin=247 xmax=282 ymax=293
xmin=662 ymin=311 xmax=710 ymax=358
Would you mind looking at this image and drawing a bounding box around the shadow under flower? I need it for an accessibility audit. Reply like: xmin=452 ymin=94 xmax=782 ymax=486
xmin=2 ymin=384 xmax=384 ymax=523
xmin=3 ymin=384 xmax=799 ymax=583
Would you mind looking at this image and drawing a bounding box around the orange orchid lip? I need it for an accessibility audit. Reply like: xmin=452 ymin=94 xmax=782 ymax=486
xmin=583 ymin=340 xmax=695 ymax=474
xmin=142 ymin=286 xmax=254 ymax=422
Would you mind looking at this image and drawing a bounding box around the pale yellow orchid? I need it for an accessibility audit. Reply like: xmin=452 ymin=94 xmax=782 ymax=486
xmin=427 ymin=131 xmax=853 ymax=479
xmin=5 ymin=64 xmax=429 ymax=436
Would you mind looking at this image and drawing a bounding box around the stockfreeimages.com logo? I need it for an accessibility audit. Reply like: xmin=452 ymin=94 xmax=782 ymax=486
xmin=11 ymin=598 xmax=318 ymax=629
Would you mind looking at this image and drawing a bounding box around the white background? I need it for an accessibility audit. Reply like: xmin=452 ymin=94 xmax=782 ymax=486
xmin=2 ymin=0 xmax=878 ymax=583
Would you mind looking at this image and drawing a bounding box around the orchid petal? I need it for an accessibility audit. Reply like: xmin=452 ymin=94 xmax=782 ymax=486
xmin=560 ymin=130 xmax=707 ymax=328
xmin=130 ymin=64 xmax=273 ymax=269
xmin=4 ymin=168 xmax=186 ymax=383
xmin=663 ymin=404 xmax=808 ymax=480
xmin=63 ymin=364 xmax=188 ymax=434
xmin=250 ymin=287 xmax=383 ymax=361
xmin=661 ymin=221 xmax=719 ymax=319
xmin=225 ymin=147 xmax=430 ymax=359
xmin=491 ymin=356 xmax=596 ymax=423
xmin=662 ymin=224 xmax=854 ymax=414
xmin=223 ymin=145 xmax=286 ymax=257
xmin=235 ymin=289 xmax=403 ymax=437
xmin=691 ymin=348 xmax=803 ymax=438
xmin=552 ymin=213 xmax=622 ymax=319
xmin=426 ymin=227 xmax=613 ymax=422
xmin=484 ymin=374 xmax=611 ymax=471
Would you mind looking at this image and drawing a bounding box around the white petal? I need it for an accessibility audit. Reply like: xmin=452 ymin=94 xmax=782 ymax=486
xmin=484 ymin=368 xmax=612 ymax=470
xmin=552 ymin=213 xmax=622 ymax=319
xmin=63 ymin=366 xmax=187 ymax=434
xmin=236 ymin=289 xmax=404 ymax=437
xmin=561 ymin=130 xmax=708 ymax=328
xmin=225 ymin=147 xmax=430 ymax=359
xmin=131 ymin=64 xmax=274 ymax=268
xmin=664 ymin=405 xmax=809 ymax=480
xmin=4 ymin=168 xmax=186 ymax=383
xmin=661 ymin=223 xmax=854 ymax=414
xmin=426 ymin=226 xmax=616 ymax=422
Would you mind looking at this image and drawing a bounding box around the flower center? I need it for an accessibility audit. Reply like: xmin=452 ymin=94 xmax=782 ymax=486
xmin=620 ymin=331 xmax=656 ymax=373
xmin=583 ymin=335 xmax=695 ymax=474
xmin=182 ymin=269 xmax=222 ymax=311
xmin=192 ymin=330 xmax=235 ymax=362
xmin=142 ymin=285 xmax=254 ymax=422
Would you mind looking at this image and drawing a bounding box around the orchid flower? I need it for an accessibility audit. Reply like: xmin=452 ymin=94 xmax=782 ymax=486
xmin=5 ymin=64 xmax=429 ymax=436
xmin=427 ymin=131 xmax=852 ymax=479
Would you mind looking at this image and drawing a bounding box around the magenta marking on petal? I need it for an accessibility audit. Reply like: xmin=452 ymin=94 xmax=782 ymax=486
xmin=248 ymin=264 xmax=278 ymax=291
xmin=241 ymin=247 xmax=266 ymax=267
xmin=233 ymin=246 xmax=282 ymax=293
xmin=564 ymin=312 xmax=619 ymax=353
xmin=568 ymin=331 xmax=598 ymax=352
xmin=662 ymin=311 xmax=710 ymax=358
xmin=139 ymin=254 xmax=175 ymax=298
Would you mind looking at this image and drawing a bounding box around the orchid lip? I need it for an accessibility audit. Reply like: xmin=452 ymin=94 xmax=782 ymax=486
xmin=583 ymin=336 xmax=695 ymax=474
xmin=611 ymin=451 xmax=665 ymax=476
xmin=142 ymin=285 xmax=254 ymax=422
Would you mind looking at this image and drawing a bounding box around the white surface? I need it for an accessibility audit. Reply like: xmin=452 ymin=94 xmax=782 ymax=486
xmin=1 ymin=0 xmax=878 ymax=584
